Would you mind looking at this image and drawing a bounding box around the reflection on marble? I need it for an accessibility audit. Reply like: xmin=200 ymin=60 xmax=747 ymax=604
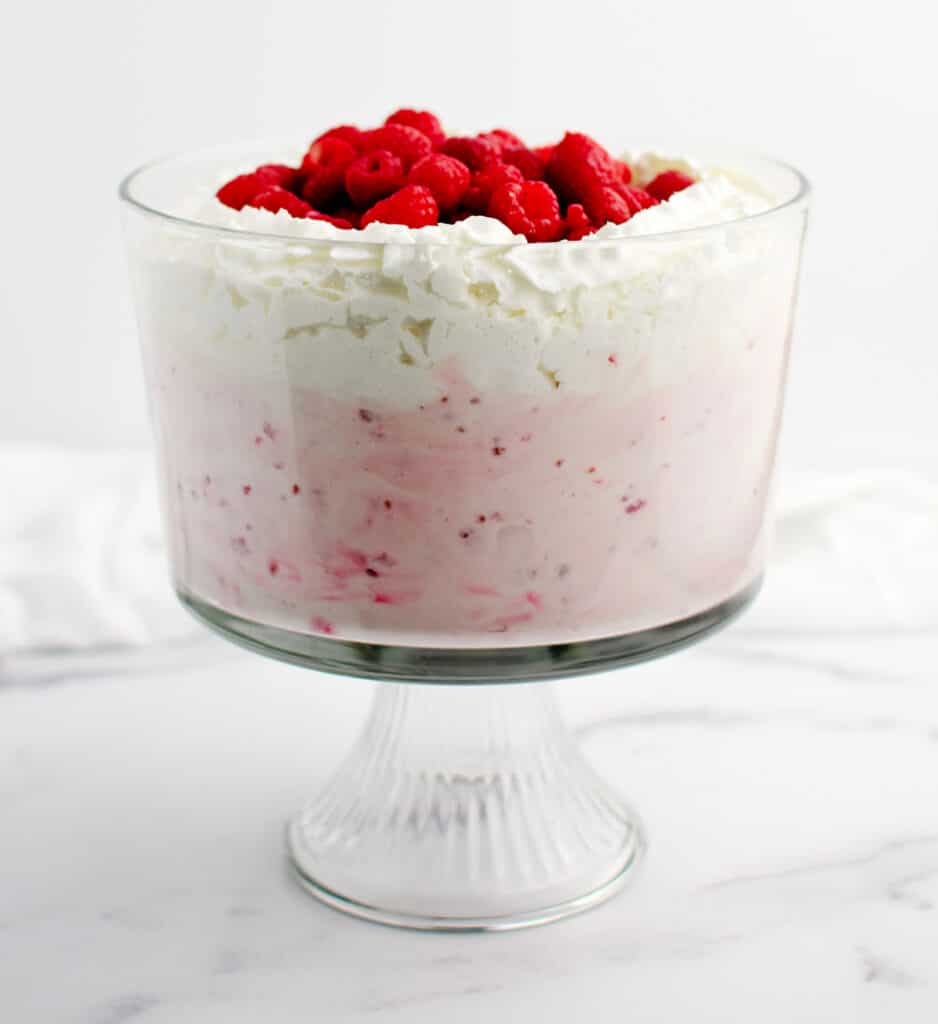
xmin=1 ymin=616 xmax=937 ymax=1023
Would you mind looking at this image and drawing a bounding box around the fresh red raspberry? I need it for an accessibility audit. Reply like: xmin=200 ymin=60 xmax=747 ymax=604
xmin=619 ymin=184 xmax=659 ymax=213
xmin=362 ymin=124 xmax=432 ymax=170
xmin=533 ymin=144 xmax=556 ymax=165
xmin=217 ymin=173 xmax=265 ymax=210
xmin=300 ymin=137 xmax=358 ymax=208
xmin=546 ymin=132 xmax=619 ymax=206
xmin=583 ymin=185 xmax=629 ymax=225
xmin=256 ymin=164 xmax=300 ymax=189
xmin=502 ymin=146 xmax=545 ymax=180
xmin=585 ymin=184 xmax=658 ymax=225
xmin=333 ymin=207 xmax=362 ymax=229
xmin=615 ymin=160 xmax=633 ymax=185
xmin=478 ymin=129 xmax=526 ymax=154
xmin=564 ymin=203 xmax=596 ymax=240
xmin=644 ymin=169 xmax=695 ymax=201
xmin=408 ymin=153 xmax=470 ymax=211
xmin=462 ymin=162 xmax=524 ymax=213
xmin=441 ymin=135 xmax=500 ymax=171
xmin=301 ymin=136 xmax=358 ymax=174
xmin=248 ymin=187 xmax=313 ymax=218
xmin=488 ymin=180 xmax=564 ymax=242
xmin=385 ymin=109 xmax=446 ymax=148
xmin=306 ymin=210 xmax=354 ymax=229
xmin=312 ymin=125 xmax=365 ymax=151
xmin=361 ymin=185 xmax=439 ymax=229
xmin=217 ymin=165 xmax=299 ymax=210
xmin=345 ymin=149 xmax=405 ymax=207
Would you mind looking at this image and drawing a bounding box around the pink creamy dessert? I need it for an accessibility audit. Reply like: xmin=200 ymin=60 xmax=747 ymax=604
xmin=126 ymin=143 xmax=806 ymax=649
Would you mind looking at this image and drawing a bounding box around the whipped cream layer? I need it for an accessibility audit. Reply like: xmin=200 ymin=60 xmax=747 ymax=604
xmin=126 ymin=149 xmax=806 ymax=648
xmin=134 ymin=154 xmax=794 ymax=409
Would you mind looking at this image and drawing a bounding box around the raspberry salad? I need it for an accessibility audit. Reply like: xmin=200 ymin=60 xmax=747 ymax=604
xmin=123 ymin=112 xmax=808 ymax=649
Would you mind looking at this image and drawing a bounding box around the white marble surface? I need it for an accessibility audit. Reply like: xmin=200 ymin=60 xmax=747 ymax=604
xmin=2 ymin=611 xmax=937 ymax=1022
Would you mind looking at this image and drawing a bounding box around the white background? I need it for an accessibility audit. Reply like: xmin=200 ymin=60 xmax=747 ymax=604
xmin=1 ymin=0 xmax=935 ymax=475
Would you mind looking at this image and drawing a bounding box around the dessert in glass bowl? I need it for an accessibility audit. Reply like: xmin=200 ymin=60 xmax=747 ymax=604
xmin=121 ymin=110 xmax=809 ymax=929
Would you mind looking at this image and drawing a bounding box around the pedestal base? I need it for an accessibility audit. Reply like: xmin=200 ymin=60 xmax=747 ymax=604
xmin=286 ymin=684 xmax=643 ymax=931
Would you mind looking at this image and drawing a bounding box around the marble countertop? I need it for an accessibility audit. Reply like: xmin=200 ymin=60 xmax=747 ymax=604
xmin=2 ymin=614 xmax=937 ymax=1023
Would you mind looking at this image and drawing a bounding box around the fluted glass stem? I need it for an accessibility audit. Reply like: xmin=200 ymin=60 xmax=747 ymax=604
xmin=287 ymin=683 xmax=642 ymax=930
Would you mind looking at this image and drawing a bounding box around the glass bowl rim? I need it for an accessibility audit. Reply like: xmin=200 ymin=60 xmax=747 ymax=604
xmin=118 ymin=140 xmax=811 ymax=250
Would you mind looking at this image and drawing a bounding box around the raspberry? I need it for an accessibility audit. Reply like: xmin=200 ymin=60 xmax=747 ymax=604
xmin=300 ymin=137 xmax=358 ymax=208
xmin=362 ymin=124 xmax=432 ymax=170
xmin=502 ymin=146 xmax=545 ymax=180
xmin=585 ymin=184 xmax=657 ymax=225
xmin=217 ymin=165 xmax=298 ymax=210
xmin=217 ymin=173 xmax=265 ymax=210
xmin=345 ymin=150 xmax=405 ymax=207
xmin=583 ymin=185 xmax=627 ymax=225
xmin=312 ymin=124 xmax=365 ymax=151
xmin=361 ymin=185 xmax=439 ymax=229
xmin=462 ymin=162 xmax=524 ymax=213
xmin=619 ymin=184 xmax=659 ymax=213
xmin=408 ymin=153 xmax=470 ymax=211
xmin=256 ymin=164 xmax=299 ymax=189
xmin=644 ymin=169 xmax=695 ymax=201
xmin=546 ymin=132 xmax=618 ymax=205
xmin=306 ymin=210 xmax=354 ymax=229
xmin=441 ymin=135 xmax=500 ymax=171
xmin=386 ymin=108 xmax=446 ymax=148
xmin=478 ymin=129 xmax=526 ymax=154
xmin=248 ymin=187 xmax=313 ymax=218
xmin=222 ymin=120 xmax=682 ymax=239
xmin=565 ymin=203 xmax=595 ymax=240
xmin=301 ymin=136 xmax=357 ymax=173
xmin=488 ymin=181 xmax=563 ymax=242
xmin=332 ymin=207 xmax=362 ymax=229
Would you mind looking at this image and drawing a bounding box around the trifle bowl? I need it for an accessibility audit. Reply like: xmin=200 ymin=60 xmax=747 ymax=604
xmin=120 ymin=115 xmax=809 ymax=930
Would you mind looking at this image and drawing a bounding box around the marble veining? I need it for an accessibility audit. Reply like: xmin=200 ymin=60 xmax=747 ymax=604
xmin=1 ymin=623 xmax=937 ymax=1023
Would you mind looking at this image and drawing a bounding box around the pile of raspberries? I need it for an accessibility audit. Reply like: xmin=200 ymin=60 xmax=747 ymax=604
xmin=217 ymin=109 xmax=695 ymax=242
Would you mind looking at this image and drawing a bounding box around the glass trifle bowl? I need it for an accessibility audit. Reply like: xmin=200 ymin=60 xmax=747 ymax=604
xmin=120 ymin=137 xmax=809 ymax=930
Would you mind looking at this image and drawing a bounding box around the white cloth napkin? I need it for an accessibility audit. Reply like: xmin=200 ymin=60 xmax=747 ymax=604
xmin=0 ymin=446 xmax=195 ymax=655
xmin=751 ymin=470 xmax=938 ymax=632
xmin=1 ymin=445 xmax=935 ymax=656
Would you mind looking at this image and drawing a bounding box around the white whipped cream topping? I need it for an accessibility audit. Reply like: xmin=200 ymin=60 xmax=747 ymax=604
xmin=133 ymin=152 xmax=801 ymax=406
